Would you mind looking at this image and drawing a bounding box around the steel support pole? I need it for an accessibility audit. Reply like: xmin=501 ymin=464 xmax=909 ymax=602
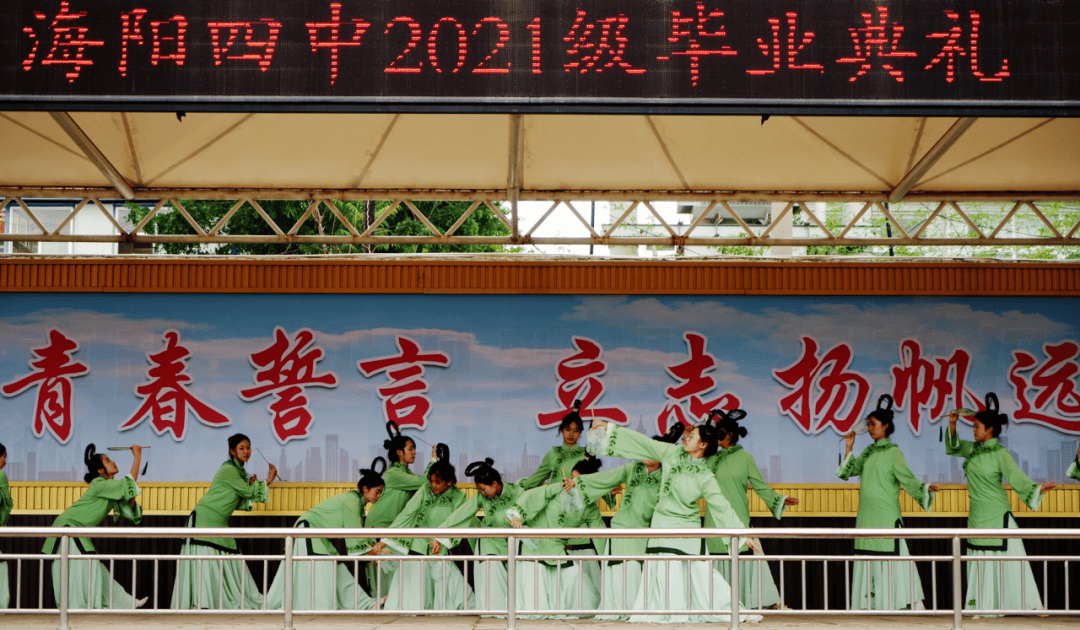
xmin=952 ymin=536 xmax=963 ymax=630
xmin=507 ymin=535 xmax=517 ymax=630
xmin=730 ymin=536 xmax=740 ymax=630
xmin=283 ymin=535 xmax=294 ymax=630
xmin=57 ymin=535 xmax=70 ymax=630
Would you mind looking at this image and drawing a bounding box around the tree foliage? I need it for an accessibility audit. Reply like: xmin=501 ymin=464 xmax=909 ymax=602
xmin=124 ymin=200 xmax=513 ymax=255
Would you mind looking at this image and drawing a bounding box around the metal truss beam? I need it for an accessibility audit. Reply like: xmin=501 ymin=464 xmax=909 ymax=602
xmin=3 ymin=195 xmax=1080 ymax=251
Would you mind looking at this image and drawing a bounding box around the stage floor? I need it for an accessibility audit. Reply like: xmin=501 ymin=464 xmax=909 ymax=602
xmin=2 ymin=614 xmax=1078 ymax=630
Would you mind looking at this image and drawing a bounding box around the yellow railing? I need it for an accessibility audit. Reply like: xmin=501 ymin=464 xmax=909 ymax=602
xmin=10 ymin=482 xmax=1079 ymax=518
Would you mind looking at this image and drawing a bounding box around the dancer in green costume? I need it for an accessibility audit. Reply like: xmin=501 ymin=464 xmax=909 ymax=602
xmin=705 ymin=409 xmax=798 ymax=610
xmin=380 ymin=456 xmax=476 ymax=611
xmin=1068 ymin=439 xmax=1080 ymax=481
xmin=364 ymin=421 xmax=428 ymax=596
xmin=587 ymin=418 xmax=761 ymax=624
xmin=0 ymin=443 xmax=11 ymax=608
xmin=507 ymin=455 xmax=606 ymax=619
xmin=265 ymin=458 xmax=386 ymax=610
xmin=946 ymin=393 xmax=1056 ymax=614
xmin=436 ymin=458 xmax=524 ymax=614
xmin=568 ymin=425 xmax=683 ymax=620
xmin=171 ymin=433 xmax=276 ymax=609
xmin=838 ymin=395 xmax=936 ymax=610
xmin=43 ymin=444 xmax=145 ymax=609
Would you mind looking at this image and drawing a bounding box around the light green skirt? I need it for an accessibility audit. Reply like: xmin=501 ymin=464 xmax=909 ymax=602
xmin=965 ymin=515 xmax=1042 ymax=614
xmin=714 ymin=556 xmax=782 ymax=610
xmin=382 ymin=555 xmax=475 ymax=611
xmin=170 ymin=540 xmax=264 ymax=609
xmin=265 ymin=537 xmax=375 ymax=610
xmin=50 ymin=544 xmax=136 ymax=609
xmin=1 ymin=559 xmax=9 ymax=608
xmin=850 ymin=539 xmax=926 ymax=610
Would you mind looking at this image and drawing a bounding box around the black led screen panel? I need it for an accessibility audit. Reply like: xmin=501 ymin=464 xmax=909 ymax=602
xmin=1 ymin=0 xmax=1077 ymax=115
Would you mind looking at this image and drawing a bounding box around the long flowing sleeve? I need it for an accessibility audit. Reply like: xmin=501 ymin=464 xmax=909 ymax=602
xmin=836 ymin=451 xmax=864 ymax=480
xmin=0 ymin=471 xmax=13 ymax=527
xmin=746 ymin=458 xmax=788 ymax=519
xmin=341 ymin=492 xmax=372 ymax=555
xmin=506 ymin=483 xmax=561 ymax=525
xmin=575 ymin=464 xmax=631 ymax=504
xmin=97 ymin=474 xmax=143 ymax=524
xmin=999 ymin=449 xmax=1043 ymax=510
xmin=381 ymin=487 xmax=427 ymax=553
xmin=435 ymin=493 xmax=481 ymax=550
xmin=892 ymin=449 xmax=935 ymax=512
xmin=701 ymin=474 xmax=743 ymax=529
xmin=945 ymin=428 xmax=974 ymax=457
xmin=518 ymin=448 xmax=556 ymax=490
xmin=385 ymin=462 xmax=427 ymax=493
xmin=215 ymin=465 xmax=268 ymax=511
xmin=590 ymin=424 xmax=680 ymax=462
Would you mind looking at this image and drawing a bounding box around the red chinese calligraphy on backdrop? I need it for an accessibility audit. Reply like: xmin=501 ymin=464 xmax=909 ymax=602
xmin=658 ymin=331 xmax=740 ymax=434
xmin=1008 ymin=340 xmax=1080 ymax=433
xmin=657 ymin=2 xmax=736 ymax=87
xmin=1 ymin=329 xmax=90 ymax=443
xmin=890 ymin=339 xmax=983 ymax=434
xmin=537 ymin=336 xmax=627 ymax=428
xmin=564 ymin=9 xmax=645 ymax=74
xmin=120 ymin=330 xmax=230 ymax=441
xmin=21 ymin=1 xmax=105 ymax=83
xmin=924 ymin=10 xmax=1009 ymax=83
xmin=358 ymin=335 xmax=451 ymax=430
xmin=773 ymin=336 xmax=871 ymax=434
xmin=748 ymin=12 xmax=823 ymax=76
xmin=119 ymin=9 xmax=188 ymax=77
xmin=307 ymin=2 xmax=370 ymax=84
xmin=836 ymin=5 xmax=916 ymax=83
xmin=208 ymin=19 xmax=281 ymax=71
xmin=239 ymin=327 xmax=338 ymax=444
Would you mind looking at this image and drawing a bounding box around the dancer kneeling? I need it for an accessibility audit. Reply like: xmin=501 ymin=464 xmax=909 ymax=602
xmin=43 ymin=444 xmax=146 ymax=609
xmin=506 ymin=454 xmax=605 ymax=619
xmin=379 ymin=448 xmax=476 ymax=611
xmin=266 ymin=458 xmax=387 ymax=610
xmin=587 ymin=418 xmax=762 ymax=624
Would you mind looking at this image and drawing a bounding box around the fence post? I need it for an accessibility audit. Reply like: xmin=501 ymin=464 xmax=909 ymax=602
xmin=952 ymin=536 xmax=962 ymax=630
xmin=282 ymin=535 xmax=294 ymax=630
xmin=506 ymin=535 xmax=516 ymax=630
xmin=57 ymin=535 xmax=70 ymax=630
xmin=730 ymin=536 xmax=740 ymax=630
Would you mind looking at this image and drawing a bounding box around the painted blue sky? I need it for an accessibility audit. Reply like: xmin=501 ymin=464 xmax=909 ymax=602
xmin=1 ymin=293 xmax=1078 ymax=485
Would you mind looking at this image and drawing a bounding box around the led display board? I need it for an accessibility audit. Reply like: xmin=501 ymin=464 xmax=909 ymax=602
xmin=1 ymin=0 xmax=1077 ymax=114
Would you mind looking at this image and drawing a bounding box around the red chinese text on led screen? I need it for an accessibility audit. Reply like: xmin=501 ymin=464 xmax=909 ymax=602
xmin=890 ymin=339 xmax=982 ymax=434
xmin=358 ymin=336 xmax=451 ymax=430
xmin=239 ymin=327 xmax=338 ymax=444
xmin=563 ymin=10 xmax=645 ymax=75
xmin=924 ymin=10 xmax=1009 ymax=83
xmin=773 ymin=336 xmax=871 ymax=434
xmin=306 ymin=2 xmax=370 ymax=85
xmin=120 ymin=330 xmax=230 ymax=441
xmin=657 ymin=2 xmax=736 ymax=87
xmin=119 ymin=9 xmax=187 ymax=77
xmin=538 ymin=336 xmax=628 ymax=428
xmin=1 ymin=329 xmax=90 ymax=444
xmin=836 ymin=5 xmax=916 ymax=83
xmin=21 ymin=1 xmax=104 ymax=83
xmin=208 ymin=18 xmax=281 ymax=71
xmin=1009 ymin=341 xmax=1080 ymax=433
xmin=748 ymin=12 xmax=823 ymax=76
xmin=657 ymin=331 xmax=741 ymax=435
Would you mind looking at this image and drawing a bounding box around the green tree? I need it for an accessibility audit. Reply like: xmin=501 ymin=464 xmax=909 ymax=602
xmin=124 ymin=200 xmax=513 ymax=255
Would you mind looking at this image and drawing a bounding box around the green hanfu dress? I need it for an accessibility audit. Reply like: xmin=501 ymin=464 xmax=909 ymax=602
xmin=435 ymin=482 xmax=524 ymax=614
xmin=380 ymin=481 xmax=476 ymax=612
xmin=705 ymin=445 xmax=789 ymax=609
xmin=0 ymin=469 xmax=13 ymax=608
xmin=171 ymin=458 xmax=268 ymax=610
xmin=504 ymin=481 xmax=603 ymax=619
xmin=589 ymin=424 xmax=750 ymax=624
xmin=1067 ymin=454 xmax=1079 ymax=481
xmin=265 ymin=490 xmax=377 ymax=610
xmin=946 ymin=431 xmax=1044 ymax=612
xmin=365 ymin=460 xmax=428 ymax=596
xmin=575 ymin=461 xmax=662 ymax=619
xmin=42 ymin=474 xmax=143 ymax=609
xmin=837 ymin=438 xmax=934 ymax=610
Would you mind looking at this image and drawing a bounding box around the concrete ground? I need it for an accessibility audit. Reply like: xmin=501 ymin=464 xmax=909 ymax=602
xmin=1 ymin=614 xmax=1077 ymax=630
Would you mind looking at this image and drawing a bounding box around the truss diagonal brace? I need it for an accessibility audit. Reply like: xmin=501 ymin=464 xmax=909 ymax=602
xmin=50 ymin=112 xmax=135 ymax=200
xmin=889 ymin=117 xmax=976 ymax=203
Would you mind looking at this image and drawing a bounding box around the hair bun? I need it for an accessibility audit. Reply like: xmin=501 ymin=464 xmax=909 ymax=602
xmin=727 ymin=409 xmax=747 ymax=422
xmin=738 ymin=426 xmax=748 ymax=438
xmin=385 ymin=420 xmax=402 ymax=439
xmin=877 ymin=394 xmax=894 ymax=412
xmin=370 ymin=456 xmax=386 ymax=475
xmin=464 ymin=459 xmax=489 ymax=477
xmin=435 ymin=443 xmax=450 ymax=462
xmin=985 ymin=392 xmax=999 ymax=413
xmin=84 ymin=444 xmax=98 ymax=468
xmin=382 ymin=438 xmax=393 ymax=450
xmin=572 ymin=399 xmax=583 ymax=412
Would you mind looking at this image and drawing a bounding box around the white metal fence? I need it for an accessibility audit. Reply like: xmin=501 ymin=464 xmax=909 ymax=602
xmin=0 ymin=526 xmax=1077 ymax=630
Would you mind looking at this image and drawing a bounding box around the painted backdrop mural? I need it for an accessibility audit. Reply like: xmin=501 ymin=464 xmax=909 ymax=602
xmin=1 ymin=294 xmax=1078 ymax=485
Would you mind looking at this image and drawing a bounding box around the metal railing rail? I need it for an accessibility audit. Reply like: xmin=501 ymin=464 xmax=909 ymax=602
xmin=0 ymin=526 xmax=1077 ymax=630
